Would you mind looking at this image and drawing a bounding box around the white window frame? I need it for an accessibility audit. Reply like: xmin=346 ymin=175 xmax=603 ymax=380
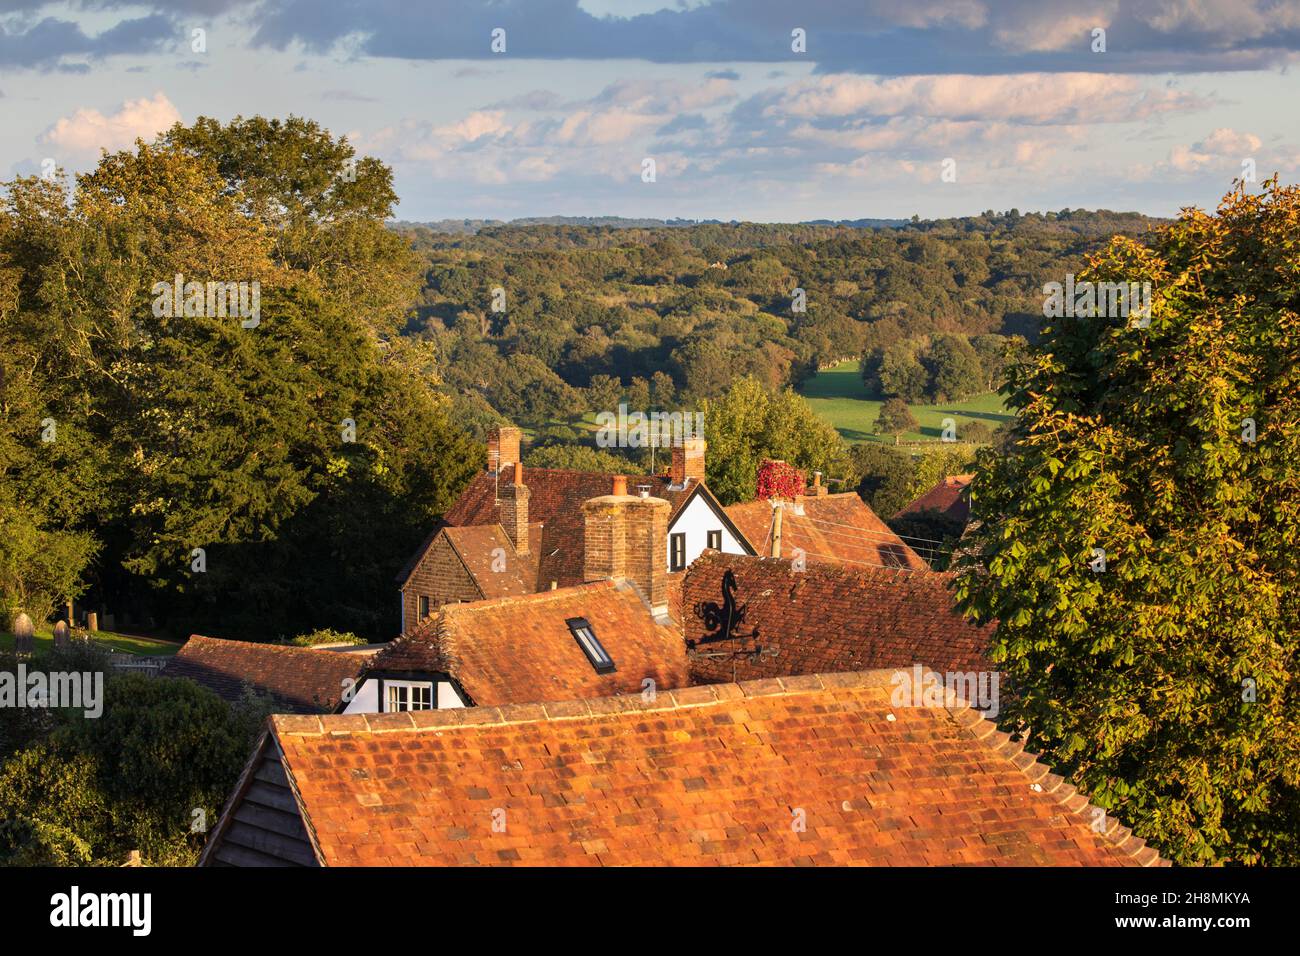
xmin=385 ymin=680 xmax=434 ymax=712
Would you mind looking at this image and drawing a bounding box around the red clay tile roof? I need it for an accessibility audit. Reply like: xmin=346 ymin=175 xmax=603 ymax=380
xmin=402 ymin=468 xmax=704 ymax=592
xmin=443 ymin=523 xmax=544 ymax=599
xmin=163 ymin=635 xmax=365 ymax=714
xmin=725 ymin=492 xmax=928 ymax=571
xmin=682 ymin=552 xmax=993 ymax=684
xmin=250 ymin=671 xmax=1164 ymax=866
xmin=369 ymin=580 xmax=688 ymax=705
xmin=895 ymin=474 xmax=974 ymax=524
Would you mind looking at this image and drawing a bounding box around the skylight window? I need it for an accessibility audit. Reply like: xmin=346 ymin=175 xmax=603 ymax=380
xmin=566 ymin=617 xmax=615 ymax=674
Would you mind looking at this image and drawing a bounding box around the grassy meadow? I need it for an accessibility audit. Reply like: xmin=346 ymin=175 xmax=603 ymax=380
xmin=799 ymin=359 xmax=1011 ymax=444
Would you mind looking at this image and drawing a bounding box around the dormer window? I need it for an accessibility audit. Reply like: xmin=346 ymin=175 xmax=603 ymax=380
xmin=669 ymin=532 xmax=686 ymax=571
xmin=566 ymin=617 xmax=615 ymax=674
xmin=386 ymin=682 xmax=433 ymax=712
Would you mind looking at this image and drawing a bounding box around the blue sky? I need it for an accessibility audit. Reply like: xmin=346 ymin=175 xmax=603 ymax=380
xmin=3 ymin=0 xmax=1300 ymax=221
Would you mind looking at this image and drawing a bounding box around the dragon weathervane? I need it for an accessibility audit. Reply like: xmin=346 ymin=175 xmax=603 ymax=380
xmin=688 ymin=568 xmax=776 ymax=665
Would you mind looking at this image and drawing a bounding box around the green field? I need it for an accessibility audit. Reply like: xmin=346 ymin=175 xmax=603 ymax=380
xmin=799 ymin=359 xmax=1012 ymax=444
xmin=0 ymin=627 xmax=181 ymax=657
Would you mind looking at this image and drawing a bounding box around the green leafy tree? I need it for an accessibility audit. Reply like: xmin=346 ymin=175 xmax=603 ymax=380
xmin=907 ymin=446 xmax=977 ymax=500
xmin=0 ymin=496 xmax=97 ymax=627
xmin=702 ymin=377 xmax=847 ymax=504
xmin=1 ymin=128 xmax=480 ymax=641
xmin=971 ymin=333 xmax=1026 ymax=391
xmin=922 ymin=333 xmax=984 ymax=402
xmin=0 ymin=674 xmax=273 ymax=865
xmin=877 ymin=343 xmax=929 ymax=402
xmin=164 ymin=115 xmax=421 ymax=335
xmin=955 ymin=178 xmax=1300 ymax=865
xmin=524 ymin=444 xmax=636 ymax=473
xmin=587 ymin=374 xmax=623 ymax=413
xmin=849 ymin=443 xmax=915 ymax=517
xmin=873 ymin=397 xmax=917 ymax=445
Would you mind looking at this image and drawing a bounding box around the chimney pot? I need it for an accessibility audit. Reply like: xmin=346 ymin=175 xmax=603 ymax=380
xmin=512 ymin=461 xmax=524 ymax=485
xmin=612 ymin=475 xmax=627 ymax=496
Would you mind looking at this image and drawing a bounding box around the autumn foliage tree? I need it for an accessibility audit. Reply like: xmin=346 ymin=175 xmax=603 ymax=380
xmin=955 ymin=178 xmax=1300 ymax=865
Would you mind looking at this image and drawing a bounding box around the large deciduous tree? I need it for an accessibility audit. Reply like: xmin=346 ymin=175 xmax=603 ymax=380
xmin=701 ymin=376 xmax=847 ymax=504
xmin=1 ymin=121 xmax=479 ymax=640
xmin=955 ymin=179 xmax=1300 ymax=865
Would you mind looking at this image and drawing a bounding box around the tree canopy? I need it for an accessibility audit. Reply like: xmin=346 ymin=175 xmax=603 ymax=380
xmin=0 ymin=119 xmax=479 ymax=639
xmin=955 ymin=178 xmax=1300 ymax=865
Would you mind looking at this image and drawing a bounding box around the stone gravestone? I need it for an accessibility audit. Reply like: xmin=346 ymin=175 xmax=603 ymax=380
xmin=86 ymin=611 xmax=98 ymax=632
xmin=12 ymin=612 xmax=34 ymax=655
xmin=53 ymin=620 xmax=70 ymax=649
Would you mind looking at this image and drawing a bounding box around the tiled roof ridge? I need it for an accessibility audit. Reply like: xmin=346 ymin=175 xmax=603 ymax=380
xmin=397 ymin=580 xmax=620 ymax=642
xmin=509 ymin=465 xmax=664 ymax=481
xmin=267 ymin=668 xmax=1162 ymax=867
xmin=184 ymin=634 xmax=353 ymax=657
xmin=447 ymin=578 xmax=620 ymax=614
xmin=694 ymin=549 xmax=953 ymax=584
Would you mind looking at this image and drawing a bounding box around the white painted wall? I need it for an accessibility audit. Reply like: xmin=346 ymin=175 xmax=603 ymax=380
xmin=342 ymin=677 xmax=378 ymax=714
xmin=667 ymin=489 xmax=747 ymax=571
xmin=341 ymin=676 xmax=466 ymax=713
xmin=437 ymin=682 xmax=464 ymax=708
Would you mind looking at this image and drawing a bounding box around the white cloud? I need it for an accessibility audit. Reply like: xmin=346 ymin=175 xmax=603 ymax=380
xmin=39 ymin=92 xmax=181 ymax=155
xmin=1131 ymin=128 xmax=1275 ymax=180
xmin=764 ymin=72 xmax=1204 ymax=125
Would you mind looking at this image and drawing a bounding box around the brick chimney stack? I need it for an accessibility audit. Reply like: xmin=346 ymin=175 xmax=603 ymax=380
xmin=499 ymin=461 xmax=529 ymax=554
xmin=487 ymin=425 xmax=521 ymax=474
xmin=582 ymin=477 xmax=669 ymax=618
xmin=624 ymin=494 xmax=669 ymax=616
xmin=670 ymin=437 xmax=706 ymax=486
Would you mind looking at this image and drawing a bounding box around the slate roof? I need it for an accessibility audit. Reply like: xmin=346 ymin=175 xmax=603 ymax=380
xmin=895 ymin=474 xmax=974 ymax=524
xmin=235 ymin=670 xmax=1165 ymax=866
xmin=400 ymin=468 xmax=703 ymax=592
xmin=163 ymin=635 xmax=366 ymax=714
xmin=368 ymin=580 xmax=688 ymax=705
xmin=724 ymin=492 xmax=929 ymax=571
xmin=682 ymin=552 xmax=993 ymax=684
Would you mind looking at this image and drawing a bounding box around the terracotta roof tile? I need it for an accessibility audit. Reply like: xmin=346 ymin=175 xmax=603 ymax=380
xmin=369 ymin=580 xmax=688 ymax=705
xmin=443 ymin=523 xmax=543 ymax=598
xmin=895 ymin=475 xmax=974 ymax=523
xmin=725 ymin=493 xmax=928 ymax=571
xmin=263 ymin=672 xmax=1163 ymax=867
xmin=414 ymin=468 xmax=694 ymax=591
xmin=162 ymin=635 xmax=365 ymax=714
xmin=682 ymin=552 xmax=993 ymax=683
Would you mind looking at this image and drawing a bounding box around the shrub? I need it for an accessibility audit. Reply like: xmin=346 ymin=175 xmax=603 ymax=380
xmin=289 ymin=628 xmax=366 ymax=647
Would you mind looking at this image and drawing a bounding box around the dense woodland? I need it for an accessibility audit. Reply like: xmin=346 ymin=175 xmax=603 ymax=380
xmin=397 ymin=208 xmax=1159 ymax=440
